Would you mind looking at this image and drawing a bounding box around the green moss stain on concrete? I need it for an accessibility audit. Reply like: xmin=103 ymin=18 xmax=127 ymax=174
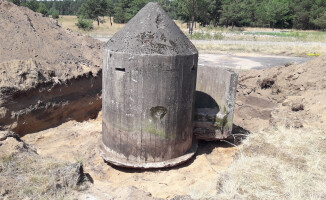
xmin=214 ymin=115 xmax=228 ymax=129
xmin=144 ymin=123 xmax=165 ymax=137
xmin=223 ymin=106 xmax=227 ymax=114
xmin=143 ymin=122 xmax=175 ymax=139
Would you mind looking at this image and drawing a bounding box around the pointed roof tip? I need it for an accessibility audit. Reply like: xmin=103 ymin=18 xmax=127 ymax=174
xmin=142 ymin=2 xmax=165 ymax=11
xmin=144 ymin=2 xmax=159 ymax=6
xmin=106 ymin=2 xmax=198 ymax=56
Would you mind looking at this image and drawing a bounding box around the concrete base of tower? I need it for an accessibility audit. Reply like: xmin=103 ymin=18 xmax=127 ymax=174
xmin=99 ymin=140 xmax=198 ymax=169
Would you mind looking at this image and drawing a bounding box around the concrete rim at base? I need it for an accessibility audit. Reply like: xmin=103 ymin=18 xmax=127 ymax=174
xmin=99 ymin=140 xmax=198 ymax=169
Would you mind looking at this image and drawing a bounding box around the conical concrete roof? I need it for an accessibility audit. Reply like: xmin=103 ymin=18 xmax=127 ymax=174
xmin=106 ymin=2 xmax=198 ymax=56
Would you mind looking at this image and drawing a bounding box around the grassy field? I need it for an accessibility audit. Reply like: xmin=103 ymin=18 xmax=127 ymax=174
xmin=58 ymin=16 xmax=326 ymax=56
xmin=195 ymin=42 xmax=325 ymax=57
xmin=58 ymin=16 xmax=326 ymax=42
xmin=190 ymin=26 xmax=326 ymax=42
xmin=58 ymin=16 xmax=124 ymax=37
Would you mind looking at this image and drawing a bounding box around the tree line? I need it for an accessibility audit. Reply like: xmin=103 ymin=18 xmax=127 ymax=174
xmin=8 ymin=0 xmax=326 ymax=30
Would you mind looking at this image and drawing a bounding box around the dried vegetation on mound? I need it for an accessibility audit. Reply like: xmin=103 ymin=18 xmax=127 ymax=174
xmin=219 ymin=55 xmax=326 ymax=200
xmin=217 ymin=127 xmax=326 ymax=200
xmin=0 ymin=131 xmax=92 ymax=199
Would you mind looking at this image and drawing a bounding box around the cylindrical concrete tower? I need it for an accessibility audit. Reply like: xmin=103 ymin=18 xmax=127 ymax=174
xmin=100 ymin=2 xmax=198 ymax=168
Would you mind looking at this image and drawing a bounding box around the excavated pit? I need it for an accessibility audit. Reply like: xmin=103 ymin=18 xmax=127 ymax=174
xmin=0 ymin=1 xmax=104 ymax=135
xmin=0 ymin=70 xmax=102 ymax=135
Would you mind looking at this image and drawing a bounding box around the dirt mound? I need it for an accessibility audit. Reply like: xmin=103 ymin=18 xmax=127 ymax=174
xmin=0 ymin=0 xmax=104 ymax=134
xmin=234 ymin=55 xmax=326 ymax=132
xmin=0 ymin=0 xmax=102 ymax=87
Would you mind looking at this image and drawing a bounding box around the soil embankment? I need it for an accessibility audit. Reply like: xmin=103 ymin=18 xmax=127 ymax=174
xmin=234 ymin=55 xmax=326 ymax=133
xmin=0 ymin=0 xmax=104 ymax=135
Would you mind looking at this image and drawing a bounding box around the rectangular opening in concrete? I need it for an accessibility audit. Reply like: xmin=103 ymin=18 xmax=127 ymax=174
xmin=115 ymin=67 xmax=126 ymax=72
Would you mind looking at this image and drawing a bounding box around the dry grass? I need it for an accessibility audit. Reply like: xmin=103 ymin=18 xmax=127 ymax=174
xmin=176 ymin=21 xmax=326 ymax=42
xmin=195 ymin=43 xmax=326 ymax=56
xmin=217 ymin=127 xmax=326 ymax=200
xmin=57 ymin=16 xmax=326 ymax=56
xmin=57 ymin=16 xmax=326 ymax=43
xmin=0 ymin=145 xmax=87 ymax=199
xmin=58 ymin=15 xmax=124 ymax=37
xmin=57 ymin=17 xmax=191 ymax=37
xmin=1 ymin=153 xmax=69 ymax=199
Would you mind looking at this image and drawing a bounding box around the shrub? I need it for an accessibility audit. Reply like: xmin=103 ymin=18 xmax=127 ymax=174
xmin=49 ymin=8 xmax=59 ymax=19
xmin=36 ymin=3 xmax=48 ymax=16
xmin=21 ymin=0 xmax=39 ymax=12
xmin=52 ymin=11 xmax=59 ymax=19
xmin=8 ymin=0 xmax=20 ymax=6
xmin=76 ymin=18 xmax=93 ymax=31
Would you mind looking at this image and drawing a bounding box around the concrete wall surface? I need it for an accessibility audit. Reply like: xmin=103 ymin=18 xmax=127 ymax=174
xmin=194 ymin=66 xmax=238 ymax=140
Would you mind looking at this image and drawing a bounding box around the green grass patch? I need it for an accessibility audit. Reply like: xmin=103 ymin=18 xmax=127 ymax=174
xmin=188 ymin=32 xmax=223 ymax=40
xmin=243 ymin=31 xmax=326 ymax=42
xmin=144 ymin=123 xmax=166 ymax=138
xmin=244 ymin=31 xmax=297 ymax=37
xmin=307 ymin=52 xmax=321 ymax=56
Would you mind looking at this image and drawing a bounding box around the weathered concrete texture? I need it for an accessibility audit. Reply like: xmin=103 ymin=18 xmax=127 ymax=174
xmin=194 ymin=66 xmax=238 ymax=140
xmin=102 ymin=3 xmax=198 ymax=168
xmin=99 ymin=141 xmax=197 ymax=169
xmin=106 ymin=3 xmax=197 ymax=56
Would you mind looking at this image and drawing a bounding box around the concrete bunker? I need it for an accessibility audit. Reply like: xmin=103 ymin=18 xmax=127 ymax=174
xmin=194 ymin=66 xmax=238 ymax=140
xmin=100 ymin=3 xmax=198 ymax=168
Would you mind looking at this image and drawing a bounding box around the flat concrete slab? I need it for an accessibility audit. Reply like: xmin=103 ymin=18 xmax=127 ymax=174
xmin=198 ymin=53 xmax=310 ymax=70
